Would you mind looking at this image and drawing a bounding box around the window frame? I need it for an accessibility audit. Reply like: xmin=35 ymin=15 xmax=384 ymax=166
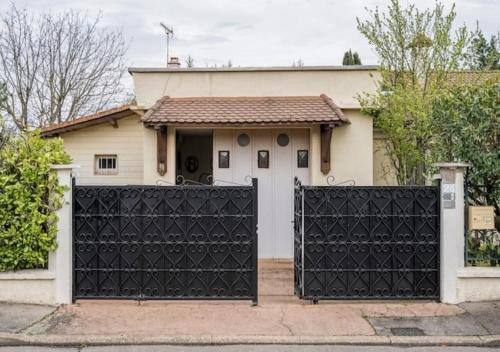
xmin=297 ymin=150 xmax=309 ymax=168
xmin=257 ymin=150 xmax=270 ymax=168
xmin=94 ymin=154 xmax=119 ymax=175
xmin=218 ymin=150 xmax=230 ymax=168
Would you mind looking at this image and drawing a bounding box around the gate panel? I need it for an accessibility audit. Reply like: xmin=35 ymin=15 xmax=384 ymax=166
xmin=73 ymin=180 xmax=258 ymax=302
xmin=294 ymin=184 xmax=439 ymax=300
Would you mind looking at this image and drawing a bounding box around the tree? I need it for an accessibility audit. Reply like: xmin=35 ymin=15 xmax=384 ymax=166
xmin=0 ymin=116 xmax=10 ymax=154
xmin=357 ymin=0 xmax=470 ymax=184
xmin=221 ymin=59 xmax=233 ymax=68
xmin=185 ymin=55 xmax=194 ymax=68
xmin=467 ymin=27 xmax=499 ymax=70
xmin=343 ymin=50 xmax=353 ymax=65
xmin=0 ymin=5 xmax=127 ymax=131
xmin=342 ymin=49 xmax=362 ymax=65
xmin=292 ymin=58 xmax=304 ymax=67
xmin=0 ymin=83 xmax=10 ymax=150
xmin=433 ymin=80 xmax=500 ymax=226
xmin=352 ymin=52 xmax=362 ymax=65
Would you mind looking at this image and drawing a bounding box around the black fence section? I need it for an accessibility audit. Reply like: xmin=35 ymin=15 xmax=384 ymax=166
xmin=464 ymin=177 xmax=500 ymax=267
xmin=73 ymin=179 xmax=258 ymax=303
xmin=294 ymin=178 xmax=440 ymax=300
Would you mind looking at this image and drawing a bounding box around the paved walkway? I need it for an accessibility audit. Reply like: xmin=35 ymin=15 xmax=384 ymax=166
xmin=1 ymin=345 xmax=500 ymax=352
xmin=29 ymin=296 xmax=471 ymax=337
xmin=1 ymin=261 xmax=499 ymax=347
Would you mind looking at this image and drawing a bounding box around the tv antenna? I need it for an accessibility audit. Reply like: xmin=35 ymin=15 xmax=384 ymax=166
xmin=160 ymin=23 xmax=174 ymax=66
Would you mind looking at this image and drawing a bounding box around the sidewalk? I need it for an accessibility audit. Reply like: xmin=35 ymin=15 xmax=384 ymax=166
xmin=1 ymin=261 xmax=499 ymax=347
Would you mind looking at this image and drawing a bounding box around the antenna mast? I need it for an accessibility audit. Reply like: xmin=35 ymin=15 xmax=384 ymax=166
xmin=160 ymin=23 xmax=174 ymax=66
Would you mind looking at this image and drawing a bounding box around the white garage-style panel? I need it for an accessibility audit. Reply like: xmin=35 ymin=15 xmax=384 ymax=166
xmin=213 ymin=128 xmax=310 ymax=258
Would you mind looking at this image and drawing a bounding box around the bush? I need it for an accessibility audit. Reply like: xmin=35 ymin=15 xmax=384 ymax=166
xmin=433 ymin=80 xmax=500 ymax=224
xmin=0 ymin=132 xmax=70 ymax=271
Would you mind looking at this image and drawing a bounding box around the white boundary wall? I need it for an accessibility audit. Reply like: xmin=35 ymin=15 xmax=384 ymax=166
xmin=435 ymin=163 xmax=500 ymax=303
xmin=2 ymin=163 xmax=500 ymax=304
xmin=0 ymin=270 xmax=55 ymax=304
xmin=457 ymin=268 xmax=500 ymax=302
xmin=0 ymin=165 xmax=77 ymax=305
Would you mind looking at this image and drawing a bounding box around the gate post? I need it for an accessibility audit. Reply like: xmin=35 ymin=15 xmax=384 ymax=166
xmin=49 ymin=164 xmax=78 ymax=304
xmin=434 ymin=162 xmax=469 ymax=304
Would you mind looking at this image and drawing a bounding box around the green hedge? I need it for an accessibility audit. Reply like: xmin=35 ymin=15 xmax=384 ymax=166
xmin=0 ymin=132 xmax=70 ymax=271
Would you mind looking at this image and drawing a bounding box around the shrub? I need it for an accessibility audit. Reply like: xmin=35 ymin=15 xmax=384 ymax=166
xmin=0 ymin=132 xmax=70 ymax=271
xmin=433 ymin=80 xmax=500 ymax=223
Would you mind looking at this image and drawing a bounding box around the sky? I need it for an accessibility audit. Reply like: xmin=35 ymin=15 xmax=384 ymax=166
xmin=2 ymin=0 xmax=498 ymax=87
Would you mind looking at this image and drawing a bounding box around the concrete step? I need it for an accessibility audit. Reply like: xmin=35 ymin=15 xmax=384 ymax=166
xmin=258 ymin=260 xmax=295 ymax=296
xmin=259 ymin=278 xmax=294 ymax=296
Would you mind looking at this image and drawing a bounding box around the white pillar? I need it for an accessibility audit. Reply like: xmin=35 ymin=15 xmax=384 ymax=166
xmin=49 ymin=164 xmax=79 ymax=304
xmin=433 ymin=162 xmax=469 ymax=304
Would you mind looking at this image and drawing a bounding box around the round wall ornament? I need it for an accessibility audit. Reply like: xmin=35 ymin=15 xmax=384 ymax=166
xmin=277 ymin=133 xmax=290 ymax=147
xmin=237 ymin=133 xmax=251 ymax=147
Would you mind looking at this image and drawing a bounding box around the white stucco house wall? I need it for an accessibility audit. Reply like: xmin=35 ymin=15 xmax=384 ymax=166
xmin=41 ymin=65 xmax=391 ymax=259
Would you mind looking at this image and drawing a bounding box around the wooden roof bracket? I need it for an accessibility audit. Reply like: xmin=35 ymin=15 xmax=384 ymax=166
xmin=157 ymin=125 xmax=168 ymax=176
xmin=320 ymin=123 xmax=339 ymax=175
xmin=107 ymin=118 xmax=119 ymax=128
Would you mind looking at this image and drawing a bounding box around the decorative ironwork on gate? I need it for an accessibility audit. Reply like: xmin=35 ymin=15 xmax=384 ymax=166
xmin=73 ymin=179 xmax=258 ymax=303
xmin=294 ymin=178 xmax=440 ymax=300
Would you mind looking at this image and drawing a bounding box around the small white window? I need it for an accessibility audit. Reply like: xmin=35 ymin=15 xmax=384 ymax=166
xmin=95 ymin=155 xmax=118 ymax=175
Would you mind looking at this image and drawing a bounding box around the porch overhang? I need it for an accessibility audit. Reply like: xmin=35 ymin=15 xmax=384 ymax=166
xmin=141 ymin=94 xmax=350 ymax=127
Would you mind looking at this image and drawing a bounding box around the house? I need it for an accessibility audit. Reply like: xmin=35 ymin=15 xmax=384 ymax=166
xmin=41 ymin=64 xmax=391 ymax=259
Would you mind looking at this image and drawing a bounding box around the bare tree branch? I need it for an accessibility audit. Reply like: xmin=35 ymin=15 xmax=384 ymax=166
xmin=0 ymin=4 xmax=128 ymax=131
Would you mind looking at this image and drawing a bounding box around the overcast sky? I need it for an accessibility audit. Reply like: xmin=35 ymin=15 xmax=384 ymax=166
xmin=2 ymin=0 xmax=498 ymax=86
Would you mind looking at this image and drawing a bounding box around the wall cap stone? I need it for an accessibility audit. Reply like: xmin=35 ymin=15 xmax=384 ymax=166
xmin=457 ymin=267 xmax=500 ymax=278
xmin=0 ymin=269 xmax=55 ymax=280
xmin=50 ymin=164 xmax=80 ymax=170
xmin=433 ymin=162 xmax=470 ymax=169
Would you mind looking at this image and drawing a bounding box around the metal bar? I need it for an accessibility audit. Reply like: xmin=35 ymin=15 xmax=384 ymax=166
xmin=71 ymin=177 xmax=76 ymax=303
xmin=436 ymin=182 xmax=441 ymax=298
xmin=300 ymin=295 xmax=439 ymax=300
xmin=252 ymin=177 xmax=258 ymax=306
xmin=464 ymin=171 xmax=469 ymax=264
xmin=73 ymin=214 xmax=255 ymax=218
xmin=74 ymin=241 xmax=254 ymax=245
xmin=74 ymin=296 xmax=255 ymax=300
xmin=74 ymin=269 xmax=255 ymax=273
xmin=301 ymin=186 xmax=305 ymax=298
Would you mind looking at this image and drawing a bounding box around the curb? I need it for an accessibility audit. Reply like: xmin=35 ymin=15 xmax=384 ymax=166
xmin=0 ymin=333 xmax=499 ymax=347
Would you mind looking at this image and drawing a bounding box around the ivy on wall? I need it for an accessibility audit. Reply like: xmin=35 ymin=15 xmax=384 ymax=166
xmin=0 ymin=132 xmax=70 ymax=271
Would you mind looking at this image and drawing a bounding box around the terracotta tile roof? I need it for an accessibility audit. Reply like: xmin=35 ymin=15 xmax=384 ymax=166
xmin=142 ymin=95 xmax=349 ymax=126
xmin=447 ymin=70 xmax=500 ymax=85
xmin=41 ymin=105 xmax=135 ymax=137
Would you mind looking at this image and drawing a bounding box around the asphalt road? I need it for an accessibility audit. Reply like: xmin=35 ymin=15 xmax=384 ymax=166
xmin=0 ymin=346 xmax=499 ymax=352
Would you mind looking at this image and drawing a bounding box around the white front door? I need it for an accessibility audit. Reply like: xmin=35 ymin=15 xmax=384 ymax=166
xmin=213 ymin=128 xmax=310 ymax=258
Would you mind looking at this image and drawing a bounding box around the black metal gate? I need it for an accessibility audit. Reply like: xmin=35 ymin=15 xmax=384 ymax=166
xmin=73 ymin=179 xmax=258 ymax=303
xmin=294 ymin=178 xmax=439 ymax=300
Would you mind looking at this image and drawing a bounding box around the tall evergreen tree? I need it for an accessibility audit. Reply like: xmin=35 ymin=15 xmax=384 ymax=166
xmin=352 ymin=52 xmax=362 ymax=64
xmin=185 ymin=55 xmax=194 ymax=68
xmin=467 ymin=28 xmax=499 ymax=70
xmin=343 ymin=49 xmax=362 ymax=65
xmin=342 ymin=49 xmax=354 ymax=65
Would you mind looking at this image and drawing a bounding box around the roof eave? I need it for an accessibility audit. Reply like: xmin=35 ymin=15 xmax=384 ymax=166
xmin=41 ymin=108 xmax=138 ymax=137
xmin=128 ymin=65 xmax=379 ymax=74
xmin=143 ymin=120 xmax=344 ymax=128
